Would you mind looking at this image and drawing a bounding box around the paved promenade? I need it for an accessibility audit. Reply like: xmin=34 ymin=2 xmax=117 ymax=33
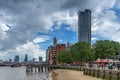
xmin=52 ymin=69 xmax=103 ymax=80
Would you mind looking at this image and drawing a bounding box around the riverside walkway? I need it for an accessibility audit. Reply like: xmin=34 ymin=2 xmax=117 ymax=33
xmin=26 ymin=64 xmax=120 ymax=80
xmin=52 ymin=69 xmax=103 ymax=80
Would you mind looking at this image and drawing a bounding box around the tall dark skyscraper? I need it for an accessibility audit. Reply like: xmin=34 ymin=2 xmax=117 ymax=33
xmin=78 ymin=9 xmax=91 ymax=44
xmin=14 ymin=55 xmax=19 ymax=62
xmin=39 ymin=56 xmax=43 ymax=62
xmin=24 ymin=54 xmax=28 ymax=62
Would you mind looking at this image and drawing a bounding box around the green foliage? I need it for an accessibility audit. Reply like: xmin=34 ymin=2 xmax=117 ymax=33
xmin=94 ymin=40 xmax=120 ymax=59
xmin=57 ymin=50 xmax=72 ymax=63
xmin=57 ymin=42 xmax=93 ymax=63
xmin=111 ymin=41 xmax=120 ymax=55
xmin=70 ymin=42 xmax=92 ymax=62
xmin=57 ymin=40 xmax=120 ymax=64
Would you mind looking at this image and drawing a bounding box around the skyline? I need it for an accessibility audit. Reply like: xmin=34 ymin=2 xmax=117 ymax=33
xmin=0 ymin=0 xmax=120 ymax=61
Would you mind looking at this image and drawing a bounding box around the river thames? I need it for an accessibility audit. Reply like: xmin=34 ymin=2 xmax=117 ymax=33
xmin=0 ymin=66 xmax=49 ymax=80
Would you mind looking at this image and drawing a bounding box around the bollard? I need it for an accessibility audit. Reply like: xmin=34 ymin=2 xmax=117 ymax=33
xmin=83 ymin=68 xmax=86 ymax=75
xmin=117 ymin=72 xmax=120 ymax=80
xmin=102 ymin=70 xmax=105 ymax=79
xmin=35 ymin=67 xmax=36 ymax=72
xmin=45 ymin=67 xmax=47 ymax=72
xmin=44 ymin=67 xmax=47 ymax=72
xmin=31 ymin=67 xmax=33 ymax=72
xmin=89 ymin=69 xmax=91 ymax=76
xmin=86 ymin=68 xmax=88 ymax=75
xmin=92 ymin=69 xmax=95 ymax=77
xmin=41 ymin=67 xmax=43 ymax=72
xmin=48 ymin=67 xmax=50 ymax=71
xmin=26 ymin=67 xmax=30 ymax=72
xmin=97 ymin=69 xmax=100 ymax=78
xmin=88 ymin=69 xmax=89 ymax=75
xmin=38 ymin=67 xmax=40 ymax=72
xmin=88 ymin=69 xmax=91 ymax=76
xmin=109 ymin=71 xmax=112 ymax=80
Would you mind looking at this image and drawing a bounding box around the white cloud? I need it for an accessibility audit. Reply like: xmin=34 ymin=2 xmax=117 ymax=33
xmin=51 ymin=11 xmax=78 ymax=31
xmin=58 ymin=39 xmax=63 ymax=43
xmin=33 ymin=35 xmax=50 ymax=43
xmin=1 ymin=23 xmax=9 ymax=31
xmin=92 ymin=37 xmax=97 ymax=41
xmin=0 ymin=41 xmax=46 ymax=61
xmin=16 ymin=42 xmax=46 ymax=61
xmin=92 ymin=8 xmax=120 ymax=42
xmin=0 ymin=22 xmax=9 ymax=39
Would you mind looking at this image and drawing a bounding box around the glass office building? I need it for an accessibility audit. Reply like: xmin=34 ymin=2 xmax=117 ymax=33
xmin=78 ymin=9 xmax=91 ymax=44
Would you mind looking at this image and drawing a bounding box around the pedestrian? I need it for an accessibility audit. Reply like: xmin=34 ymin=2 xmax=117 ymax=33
xmin=100 ymin=63 xmax=104 ymax=69
xmin=112 ymin=62 xmax=116 ymax=69
xmin=117 ymin=63 xmax=120 ymax=70
xmin=109 ymin=63 xmax=113 ymax=70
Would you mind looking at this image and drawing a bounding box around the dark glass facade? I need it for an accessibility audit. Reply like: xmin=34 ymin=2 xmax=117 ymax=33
xmin=78 ymin=9 xmax=91 ymax=44
xmin=24 ymin=54 xmax=28 ymax=62
xmin=14 ymin=55 xmax=19 ymax=62
xmin=39 ymin=56 xmax=43 ymax=62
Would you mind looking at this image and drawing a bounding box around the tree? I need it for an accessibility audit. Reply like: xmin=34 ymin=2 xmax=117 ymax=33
xmin=111 ymin=41 xmax=120 ymax=55
xmin=57 ymin=50 xmax=72 ymax=63
xmin=88 ymin=48 xmax=95 ymax=61
xmin=70 ymin=42 xmax=92 ymax=63
xmin=94 ymin=40 xmax=120 ymax=59
xmin=57 ymin=40 xmax=120 ymax=64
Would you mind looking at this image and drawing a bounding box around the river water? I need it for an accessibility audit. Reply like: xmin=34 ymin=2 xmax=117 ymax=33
xmin=0 ymin=66 xmax=49 ymax=80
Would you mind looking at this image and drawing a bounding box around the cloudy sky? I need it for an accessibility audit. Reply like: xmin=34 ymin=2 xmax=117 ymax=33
xmin=0 ymin=0 xmax=120 ymax=61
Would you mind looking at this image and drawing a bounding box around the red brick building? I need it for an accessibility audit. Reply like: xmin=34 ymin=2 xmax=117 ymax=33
xmin=48 ymin=44 xmax=66 ymax=64
xmin=46 ymin=37 xmax=66 ymax=64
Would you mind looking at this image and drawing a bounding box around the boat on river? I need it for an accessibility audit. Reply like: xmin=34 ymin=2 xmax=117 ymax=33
xmin=10 ymin=63 xmax=21 ymax=67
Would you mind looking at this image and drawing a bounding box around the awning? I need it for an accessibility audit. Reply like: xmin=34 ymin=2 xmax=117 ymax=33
xmin=95 ymin=59 xmax=109 ymax=63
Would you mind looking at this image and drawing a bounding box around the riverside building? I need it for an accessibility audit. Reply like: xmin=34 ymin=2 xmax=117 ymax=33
xmin=78 ymin=9 xmax=91 ymax=44
xmin=46 ymin=37 xmax=66 ymax=64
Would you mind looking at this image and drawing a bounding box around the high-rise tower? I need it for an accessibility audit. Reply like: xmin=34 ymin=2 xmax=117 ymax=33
xmin=78 ymin=9 xmax=91 ymax=44
xmin=53 ymin=37 xmax=57 ymax=46
xmin=14 ymin=55 xmax=19 ymax=62
xmin=24 ymin=54 xmax=28 ymax=62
